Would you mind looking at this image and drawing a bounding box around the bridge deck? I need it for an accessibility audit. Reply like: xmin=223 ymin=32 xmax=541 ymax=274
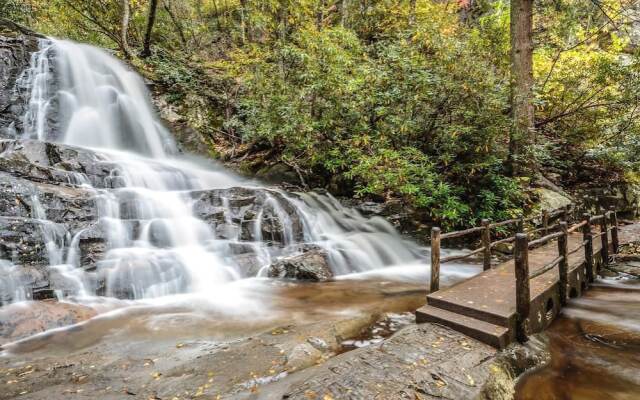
xmin=416 ymin=224 xmax=639 ymax=348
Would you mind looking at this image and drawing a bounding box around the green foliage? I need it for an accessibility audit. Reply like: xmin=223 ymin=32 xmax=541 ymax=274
xmin=14 ymin=0 xmax=640 ymax=227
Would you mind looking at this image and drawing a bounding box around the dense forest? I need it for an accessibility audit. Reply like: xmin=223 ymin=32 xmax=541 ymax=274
xmin=4 ymin=0 xmax=640 ymax=228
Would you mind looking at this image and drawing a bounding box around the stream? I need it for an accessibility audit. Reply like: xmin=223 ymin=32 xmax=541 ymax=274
xmin=516 ymin=276 xmax=640 ymax=400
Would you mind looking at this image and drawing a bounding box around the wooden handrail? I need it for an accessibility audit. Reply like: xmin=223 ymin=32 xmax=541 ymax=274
xmin=567 ymin=241 xmax=588 ymax=257
xmin=428 ymin=205 xmax=620 ymax=313
xmin=440 ymin=246 xmax=487 ymax=264
xmin=490 ymin=235 xmax=517 ymax=248
xmin=440 ymin=226 xmax=485 ymax=240
xmin=567 ymin=220 xmax=587 ymax=233
xmin=529 ymin=255 xmax=563 ymax=279
xmin=489 ymin=218 xmax=522 ymax=229
xmin=511 ymin=211 xmax=619 ymax=342
xmin=528 ymin=231 xmax=563 ymax=248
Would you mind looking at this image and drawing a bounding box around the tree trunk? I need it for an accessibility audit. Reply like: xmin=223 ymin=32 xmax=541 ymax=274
xmin=239 ymin=0 xmax=248 ymax=44
xmin=121 ymin=0 xmax=132 ymax=59
xmin=508 ymin=0 xmax=534 ymax=176
xmin=409 ymin=0 xmax=416 ymax=26
xmin=163 ymin=1 xmax=188 ymax=48
xmin=316 ymin=0 xmax=326 ymax=31
xmin=340 ymin=0 xmax=348 ymax=27
xmin=141 ymin=0 xmax=159 ymax=57
xmin=278 ymin=0 xmax=288 ymax=43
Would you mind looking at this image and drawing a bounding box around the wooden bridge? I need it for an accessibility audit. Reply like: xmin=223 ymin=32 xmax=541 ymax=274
xmin=416 ymin=207 xmax=631 ymax=348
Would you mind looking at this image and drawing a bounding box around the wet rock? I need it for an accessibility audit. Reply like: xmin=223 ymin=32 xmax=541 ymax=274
xmin=286 ymin=342 xmax=323 ymax=371
xmin=191 ymin=187 xmax=304 ymax=245
xmin=0 ymin=171 xmax=96 ymax=226
xmin=262 ymin=323 xmax=505 ymax=400
xmin=232 ymin=253 xmax=265 ymax=277
xmin=0 ymin=139 xmax=123 ymax=188
xmin=0 ymin=216 xmax=60 ymax=266
xmin=0 ymin=21 xmax=42 ymax=137
xmin=268 ymin=249 xmax=333 ymax=281
xmin=578 ymin=320 xmax=640 ymax=346
xmin=0 ymin=300 xmax=96 ymax=345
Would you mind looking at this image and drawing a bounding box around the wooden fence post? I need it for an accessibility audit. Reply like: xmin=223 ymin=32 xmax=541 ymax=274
xmin=481 ymin=219 xmax=491 ymax=271
xmin=515 ymin=233 xmax=530 ymax=342
xmin=583 ymin=213 xmax=594 ymax=283
xmin=517 ymin=217 xmax=525 ymax=233
xmin=430 ymin=227 xmax=441 ymax=293
xmin=562 ymin=205 xmax=569 ymax=222
xmin=600 ymin=213 xmax=609 ymax=267
xmin=558 ymin=221 xmax=569 ymax=306
xmin=542 ymin=210 xmax=549 ymax=235
xmin=610 ymin=208 xmax=619 ymax=255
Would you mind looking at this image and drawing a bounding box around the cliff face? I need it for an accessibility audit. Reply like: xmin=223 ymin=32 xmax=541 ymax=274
xmin=0 ymin=19 xmax=43 ymax=137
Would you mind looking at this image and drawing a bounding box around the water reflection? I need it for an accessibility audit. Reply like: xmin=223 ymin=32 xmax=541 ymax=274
xmin=516 ymin=278 xmax=640 ymax=400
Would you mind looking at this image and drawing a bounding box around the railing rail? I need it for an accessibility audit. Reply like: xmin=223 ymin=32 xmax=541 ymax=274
xmin=429 ymin=205 xmax=574 ymax=291
xmin=428 ymin=205 xmax=621 ymax=343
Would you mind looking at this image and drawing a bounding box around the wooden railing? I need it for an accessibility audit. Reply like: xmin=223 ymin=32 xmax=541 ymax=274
xmin=429 ymin=206 xmax=621 ymax=342
xmin=513 ymin=210 xmax=619 ymax=341
xmin=429 ymin=205 xmax=571 ymax=292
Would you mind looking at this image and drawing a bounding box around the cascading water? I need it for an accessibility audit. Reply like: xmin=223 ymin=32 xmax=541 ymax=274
xmin=2 ymin=38 xmax=467 ymax=310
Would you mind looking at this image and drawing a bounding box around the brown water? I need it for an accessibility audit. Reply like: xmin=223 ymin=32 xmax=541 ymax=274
xmin=0 ymin=278 xmax=426 ymax=357
xmin=516 ymin=278 xmax=640 ymax=400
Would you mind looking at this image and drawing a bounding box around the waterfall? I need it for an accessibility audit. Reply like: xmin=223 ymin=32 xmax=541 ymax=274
xmin=3 ymin=38 xmax=440 ymax=305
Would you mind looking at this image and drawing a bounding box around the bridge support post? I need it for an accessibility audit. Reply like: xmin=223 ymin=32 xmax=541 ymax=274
xmin=517 ymin=217 xmax=525 ymax=233
xmin=542 ymin=210 xmax=549 ymax=235
xmin=481 ymin=219 xmax=491 ymax=271
xmin=583 ymin=213 xmax=594 ymax=283
xmin=610 ymin=208 xmax=619 ymax=255
xmin=430 ymin=227 xmax=441 ymax=293
xmin=558 ymin=221 xmax=569 ymax=306
xmin=562 ymin=205 xmax=569 ymax=222
xmin=600 ymin=214 xmax=609 ymax=268
xmin=515 ymin=233 xmax=530 ymax=342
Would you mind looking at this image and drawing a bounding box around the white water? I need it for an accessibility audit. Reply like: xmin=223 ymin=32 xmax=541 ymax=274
xmin=3 ymin=38 xmax=471 ymax=311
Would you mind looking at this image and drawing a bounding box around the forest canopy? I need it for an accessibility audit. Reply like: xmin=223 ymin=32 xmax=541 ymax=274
xmin=5 ymin=0 xmax=640 ymax=228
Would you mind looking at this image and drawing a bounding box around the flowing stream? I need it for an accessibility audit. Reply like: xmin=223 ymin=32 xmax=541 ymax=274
xmin=516 ymin=277 xmax=640 ymax=399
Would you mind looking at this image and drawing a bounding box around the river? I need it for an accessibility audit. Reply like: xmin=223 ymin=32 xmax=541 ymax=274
xmin=516 ymin=275 xmax=640 ymax=400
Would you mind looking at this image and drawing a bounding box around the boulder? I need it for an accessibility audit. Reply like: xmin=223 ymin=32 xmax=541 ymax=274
xmin=255 ymin=162 xmax=300 ymax=186
xmin=574 ymin=183 xmax=640 ymax=217
xmin=268 ymin=248 xmax=333 ymax=281
xmin=534 ymin=187 xmax=572 ymax=213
